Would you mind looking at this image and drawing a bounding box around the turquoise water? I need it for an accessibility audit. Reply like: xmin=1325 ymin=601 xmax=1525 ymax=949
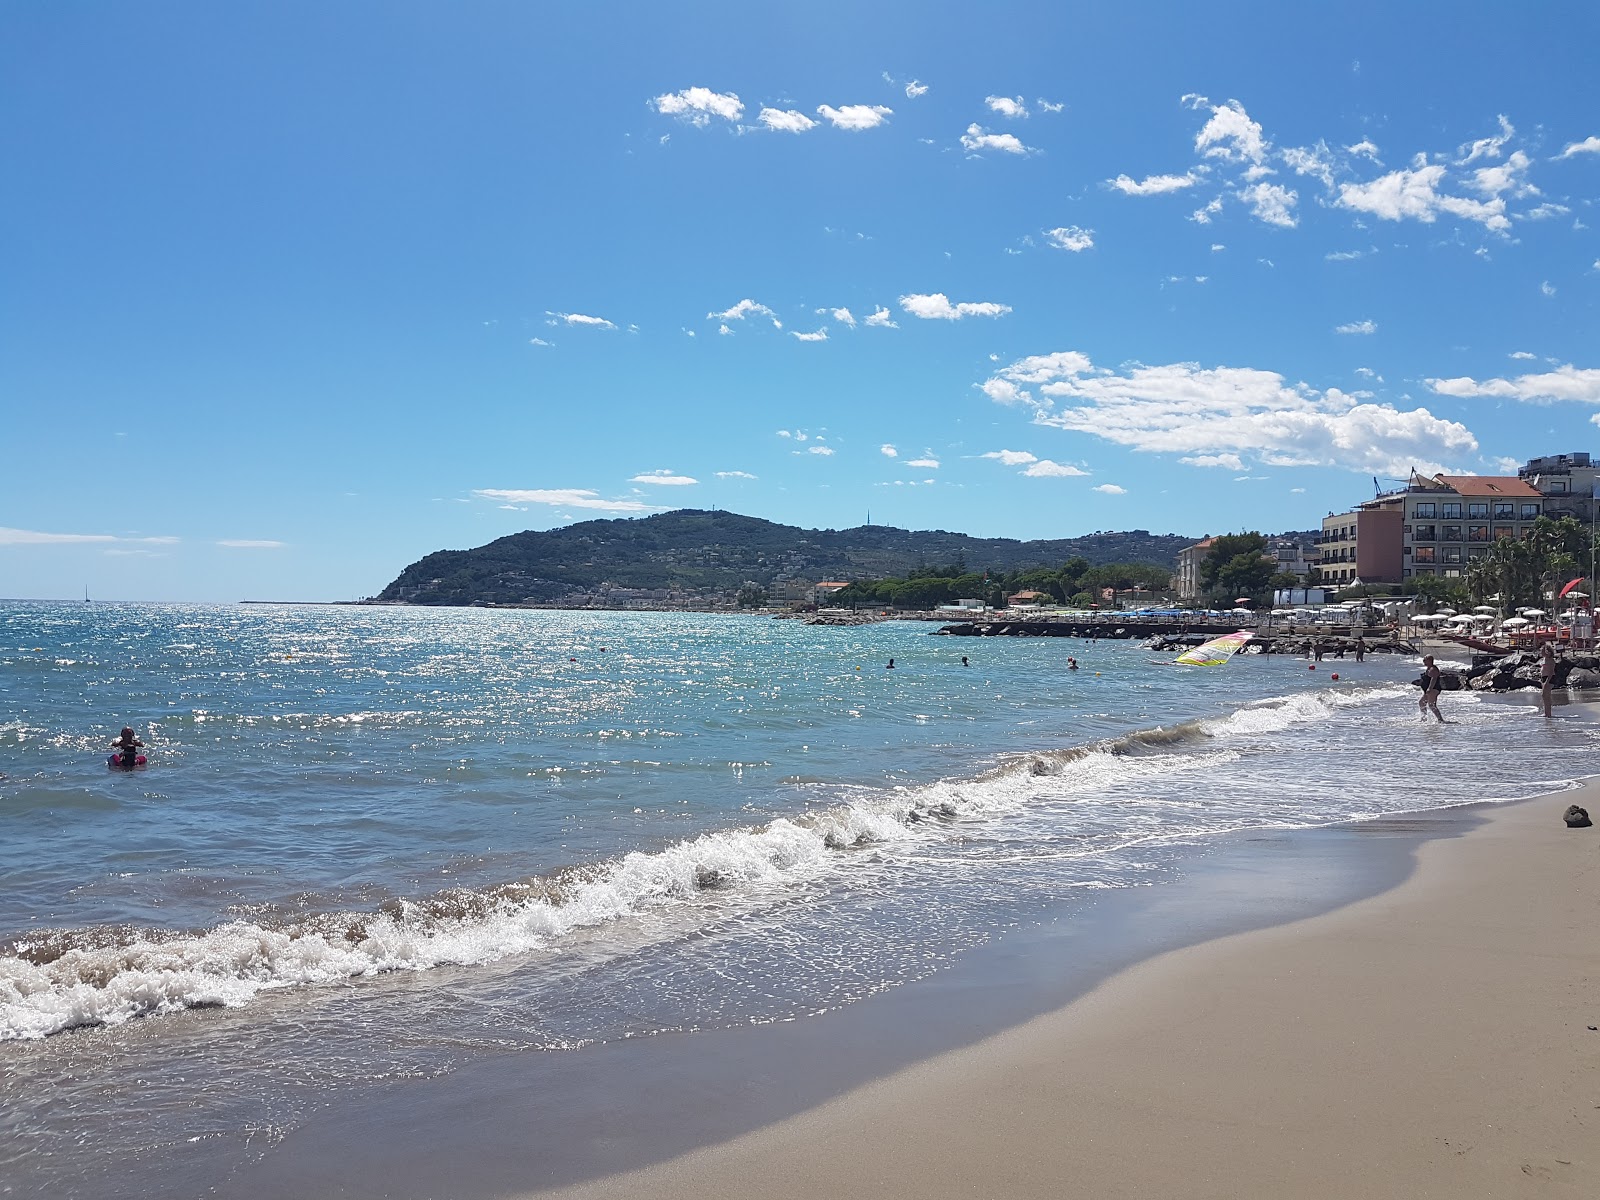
xmin=3 ymin=601 xmax=1596 ymax=1189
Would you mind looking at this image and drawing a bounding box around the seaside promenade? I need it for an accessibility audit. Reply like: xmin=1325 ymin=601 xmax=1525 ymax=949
xmin=528 ymin=789 xmax=1599 ymax=1200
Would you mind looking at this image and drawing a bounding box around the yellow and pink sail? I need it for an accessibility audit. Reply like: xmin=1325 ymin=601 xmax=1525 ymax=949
xmin=1174 ymin=630 xmax=1253 ymax=667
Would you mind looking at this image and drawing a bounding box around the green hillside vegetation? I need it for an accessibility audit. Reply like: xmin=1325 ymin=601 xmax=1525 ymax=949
xmin=830 ymin=559 xmax=1172 ymax=610
xmin=375 ymin=509 xmax=1198 ymax=606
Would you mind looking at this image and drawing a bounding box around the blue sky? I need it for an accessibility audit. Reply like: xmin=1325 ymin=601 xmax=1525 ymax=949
xmin=3 ymin=1 xmax=1598 ymax=601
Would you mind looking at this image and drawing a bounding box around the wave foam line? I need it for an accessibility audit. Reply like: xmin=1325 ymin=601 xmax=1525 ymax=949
xmin=0 ymin=682 xmax=1390 ymax=1040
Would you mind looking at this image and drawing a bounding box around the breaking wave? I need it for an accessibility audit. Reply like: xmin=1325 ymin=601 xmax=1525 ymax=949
xmin=0 ymin=682 xmax=1420 ymax=1040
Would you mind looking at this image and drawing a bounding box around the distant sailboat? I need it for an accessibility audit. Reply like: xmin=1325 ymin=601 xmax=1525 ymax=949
xmin=84 ymin=585 xmax=91 ymax=605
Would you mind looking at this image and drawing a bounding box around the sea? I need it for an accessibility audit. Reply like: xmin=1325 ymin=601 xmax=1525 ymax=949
xmin=3 ymin=601 xmax=1596 ymax=1196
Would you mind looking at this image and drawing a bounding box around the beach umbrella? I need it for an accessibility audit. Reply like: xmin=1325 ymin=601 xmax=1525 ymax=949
xmin=1412 ymin=613 xmax=1446 ymax=623
xmin=1566 ymin=591 xmax=1588 ymax=599
xmin=1436 ymin=608 xmax=1457 ymax=616
xmin=1520 ymin=608 xmax=1547 ymax=617
xmin=1501 ymin=616 xmax=1531 ymax=628
xmin=1472 ymin=605 xmax=1497 ymax=613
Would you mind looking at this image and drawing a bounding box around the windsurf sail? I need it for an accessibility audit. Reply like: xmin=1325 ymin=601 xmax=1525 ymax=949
xmin=1174 ymin=630 xmax=1253 ymax=666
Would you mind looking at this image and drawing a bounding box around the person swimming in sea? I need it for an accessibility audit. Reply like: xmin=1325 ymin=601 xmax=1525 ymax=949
xmin=885 ymin=658 xmax=896 ymax=669
xmin=111 ymin=726 xmax=143 ymax=768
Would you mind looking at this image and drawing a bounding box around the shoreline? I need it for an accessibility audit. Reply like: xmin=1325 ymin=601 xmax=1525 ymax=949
xmin=219 ymin=789 xmax=1572 ymax=1200
xmin=523 ymin=785 xmax=1600 ymax=1200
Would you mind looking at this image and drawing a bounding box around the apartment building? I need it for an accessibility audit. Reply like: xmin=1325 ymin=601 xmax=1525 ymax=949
xmin=1174 ymin=536 xmax=1214 ymax=600
xmin=1518 ymin=452 xmax=1600 ymax=523
xmin=1402 ymin=474 xmax=1544 ymax=578
xmin=1318 ymin=503 xmax=1403 ymax=586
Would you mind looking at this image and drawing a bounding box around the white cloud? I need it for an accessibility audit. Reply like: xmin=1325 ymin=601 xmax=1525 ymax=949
xmin=1239 ymin=181 xmax=1298 ymax=227
xmin=1557 ymin=135 xmax=1600 ymax=159
xmin=547 ymin=311 xmax=616 ymax=329
xmin=473 ymin=489 xmax=659 ymax=513
xmin=791 ymin=328 xmax=828 ymax=341
xmin=1509 ymin=351 xmax=1536 ymax=360
xmin=1190 ymin=196 xmax=1223 ymax=224
xmin=630 ymin=470 xmax=699 ymax=486
xmin=1325 ymin=248 xmax=1371 ymax=261
xmin=985 ymin=95 xmax=1028 ymax=119
xmin=1541 ymin=280 xmax=1557 ymax=297
xmin=1211 ymin=243 xmax=1225 ymax=252
xmin=1459 ymin=115 xmax=1514 ymax=164
xmin=1346 ymin=139 xmax=1382 ymax=162
xmin=1036 ymin=98 xmax=1064 ymax=114
xmin=960 ymin=124 xmax=1030 ymax=154
xmin=883 ymin=72 xmax=928 ymax=99
xmin=1335 ymin=319 xmax=1377 ymax=335
xmin=880 ymin=444 xmax=898 ymax=457
xmin=759 ymin=107 xmax=817 ymax=133
xmin=980 ymin=350 xmax=1479 ymax=476
xmin=1180 ymin=453 xmax=1245 ymax=470
xmin=709 ymin=298 xmax=781 ymax=328
xmin=906 ymin=457 xmax=940 ymax=469
xmin=715 ymin=470 xmax=757 ymax=479
xmin=0 ymin=527 xmax=178 ymax=546
xmin=1092 ymin=484 xmax=1127 ymax=495
xmin=1109 ymin=172 xmax=1198 ymax=195
xmin=807 ymin=445 xmax=836 ymax=456
xmin=899 ymin=292 xmax=1011 ymax=320
xmin=1522 ymin=202 xmax=1571 ymax=221
xmin=529 ymin=337 xmax=553 ymax=347
xmin=218 ymin=539 xmax=286 ymax=549
xmin=1195 ymin=99 xmax=1267 ymax=165
xmin=718 ymin=323 xmax=734 ymax=336
xmin=1336 ymin=163 xmax=1511 ymax=232
xmin=863 ymin=306 xmax=898 ymax=328
xmin=822 ymin=306 xmax=856 ymax=326
xmin=1024 ymin=460 xmax=1089 ymax=477
xmin=817 ymin=104 xmax=892 ymax=131
xmin=1281 ymin=142 xmax=1336 ymax=187
xmin=1044 ymin=225 xmax=1094 ymax=252
xmin=1426 ymin=364 xmax=1600 ymax=406
xmin=981 ymin=449 xmax=1038 ymax=466
xmin=652 ymin=87 xmax=743 ymax=127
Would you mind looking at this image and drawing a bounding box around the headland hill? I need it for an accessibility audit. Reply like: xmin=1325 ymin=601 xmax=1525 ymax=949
xmin=371 ymin=509 xmax=1209 ymax=610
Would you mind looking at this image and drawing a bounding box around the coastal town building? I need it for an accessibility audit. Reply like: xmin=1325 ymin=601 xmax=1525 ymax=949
xmin=1518 ymin=452 xmax=1599 ymax=524
xmin=1319 ymin=469 xmax=1556 ymax=586
xmin=1318 ymin=503 xmax=1403 ymax=586
xmin=1174 ymin=536 xmax=1214 ymax=601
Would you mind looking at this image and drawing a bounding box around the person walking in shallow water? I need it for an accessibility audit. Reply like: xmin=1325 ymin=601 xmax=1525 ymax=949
xmin=1419 ymin=656 xmax=1444 ymax=723
xmin=1540 ymin=642 xmax=1557 ymax=718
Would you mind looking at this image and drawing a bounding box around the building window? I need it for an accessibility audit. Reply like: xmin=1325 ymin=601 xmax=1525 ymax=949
xmin=1402 ymin=545 xmax=1411 ymax=556
xmin=1414 ymin=546 xmax=1436 ymax=564
xmin=1442 ymin=502 xmax=1463 ymax=519
xmin=1493 ymin=502 xmax=1513 ymax=519
xmin=1413 ymin=502 xmax=1436 ymax=519
xmin=1468 ymin=525 xmax=1489 ymax=542
xmin=1414 ymin=524 xmax=1437 ymax=541
xmin=1414 ymin=567 xmax=1434 ymax=576
xmin=1442 ymin=524 xmax=1462 ymax=541
xmin=1550 ymin=480 xmax=1568 ymax=494
xmin=1520 ymin=503 xmax=1540 ymax=519
xmin=1468 ymin=502 xmax=1489 ymax=518
xmin=1443 ymin=568 xmax=1461 ymax=577
xmin=1494 ymin=525 xmax=1515 ymax=539
xmin=1443 ymin=547 xmax=1463 ymax=564
xmin=1468 ymin=547 xmax=1488 ymax=560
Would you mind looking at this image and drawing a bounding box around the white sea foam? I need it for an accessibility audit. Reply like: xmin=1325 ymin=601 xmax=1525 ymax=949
xmin=0 ymin=680 xmax=1541 ymax=1041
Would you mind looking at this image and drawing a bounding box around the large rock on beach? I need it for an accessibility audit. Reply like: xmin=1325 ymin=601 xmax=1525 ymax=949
xmin=1565 ymin=667 xmax=1600 ymax=690
xmin=1563 ymin=804 xmax=1593 ymax=828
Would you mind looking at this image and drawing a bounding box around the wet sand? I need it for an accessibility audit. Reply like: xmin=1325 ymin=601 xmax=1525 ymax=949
xmin=526 ymin=787 xmax=1600 ymax=1200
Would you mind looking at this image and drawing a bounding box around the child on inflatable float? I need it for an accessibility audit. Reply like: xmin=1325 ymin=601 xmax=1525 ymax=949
xmin=109 ymin=726 xmax=146 ymax=769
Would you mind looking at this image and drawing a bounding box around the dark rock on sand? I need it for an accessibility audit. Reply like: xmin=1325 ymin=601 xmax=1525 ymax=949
xmin=1565 ymin=667 xmax=1600 ymax=690
xmin=1563 ymin=804 xmax=1592 ymax=828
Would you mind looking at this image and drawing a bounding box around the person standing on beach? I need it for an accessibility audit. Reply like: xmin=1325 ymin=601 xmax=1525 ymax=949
xmin=1354 ymin=636 xmax=1366 ymax=663
xmin=1419 ymin=656 xmax=1444 ymax=723
xmin=1540 ymin=643 xmax=1557 ymax=718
